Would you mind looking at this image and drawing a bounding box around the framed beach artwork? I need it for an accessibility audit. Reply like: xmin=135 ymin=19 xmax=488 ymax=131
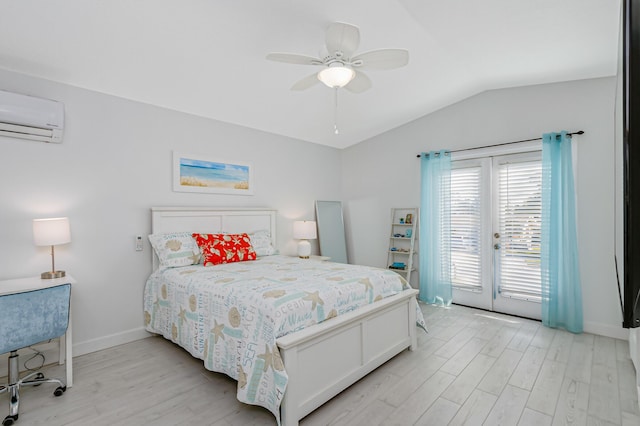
xmin=173 ymin=152 xmax=254 ymax=195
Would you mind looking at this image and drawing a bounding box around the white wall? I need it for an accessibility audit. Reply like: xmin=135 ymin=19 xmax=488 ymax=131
xmin=0 ymin=68 xmax=342 ymax=355
xmin=0 ymin=68 xmax=625 ymax=353
xmin=342 ymin=77 xmax=624 ymax=339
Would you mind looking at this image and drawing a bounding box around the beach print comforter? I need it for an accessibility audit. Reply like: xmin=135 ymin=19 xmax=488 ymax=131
xmin=143 ymin=255 xmax=426 ymax=423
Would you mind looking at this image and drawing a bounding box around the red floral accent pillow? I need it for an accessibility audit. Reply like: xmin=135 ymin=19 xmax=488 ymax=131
xmin=192 ymin=233 xmax=257 ymax=266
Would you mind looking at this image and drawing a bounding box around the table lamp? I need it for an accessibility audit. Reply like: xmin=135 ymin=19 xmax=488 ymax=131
xmin=33 ymin=217 xmax=71 ymax=279
xmin=293 ymin=220 xmax=317 ymax=259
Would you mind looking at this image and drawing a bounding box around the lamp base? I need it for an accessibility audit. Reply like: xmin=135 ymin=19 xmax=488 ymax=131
xmin=297 ymin=240 xmax=311 ymax=258
xmin=41 ymin=270 xmax=66 ymax=279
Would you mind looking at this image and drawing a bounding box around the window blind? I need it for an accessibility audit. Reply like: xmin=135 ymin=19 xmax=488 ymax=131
xmin=496 ymin=159 xmax=542 ymax=301
xmin=450 ymin=166 xmax=483 ymax=291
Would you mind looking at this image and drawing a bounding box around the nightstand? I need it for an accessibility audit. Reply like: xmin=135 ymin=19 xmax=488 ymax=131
xmin=0 ymin=275 xmax=75 ymax=387
xmin=309 ymin=255 xmax=331 ymax=261
xmin=291 ymin=255 xmax=331 ymax=261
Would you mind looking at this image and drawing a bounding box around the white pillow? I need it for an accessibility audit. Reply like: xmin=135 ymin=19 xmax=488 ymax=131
xmin=249 ymin=230 xmax=277 ymax=256
xmin=148 ymin=232 xmax=201 ymax=268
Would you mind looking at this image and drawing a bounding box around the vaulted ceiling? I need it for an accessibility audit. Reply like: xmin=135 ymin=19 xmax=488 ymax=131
xmin=0 ymin=0 xmax=621 ymax=148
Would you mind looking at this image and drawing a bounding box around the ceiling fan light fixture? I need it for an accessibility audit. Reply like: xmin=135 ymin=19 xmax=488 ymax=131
xmin=317 ymin=66 xmax=355 ymax=88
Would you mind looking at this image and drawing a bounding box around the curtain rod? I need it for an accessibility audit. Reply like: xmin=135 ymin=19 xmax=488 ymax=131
xmin=415 ymin=130 xmax=584 ymax=158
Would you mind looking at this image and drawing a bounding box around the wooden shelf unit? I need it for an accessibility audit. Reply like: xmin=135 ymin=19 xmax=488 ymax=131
xmin=387 ymin=207 xmax=419 ymax=285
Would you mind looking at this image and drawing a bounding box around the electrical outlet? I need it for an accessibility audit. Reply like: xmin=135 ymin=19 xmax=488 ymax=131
xmin=135 ymin=235 xmax=143 ymax=251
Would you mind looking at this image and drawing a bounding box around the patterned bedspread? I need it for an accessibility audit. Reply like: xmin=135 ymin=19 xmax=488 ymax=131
xmin=143 ymin=255 xmax=425 ymax=423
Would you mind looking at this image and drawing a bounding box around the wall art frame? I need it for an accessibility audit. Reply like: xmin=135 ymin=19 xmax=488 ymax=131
xmin=172 ymin=152 xmax=254 ymax=195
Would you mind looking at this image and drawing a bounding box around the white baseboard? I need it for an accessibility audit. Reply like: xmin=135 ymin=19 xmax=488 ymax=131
xmin=80 ymin=324 xmax=628 ymax=352
xmin=584 ymin=320 xmax=629 ymax=340
xmin=73 ymin=327 xmax=151 ymax=357
xmin=0 ymin=328 xmax=151 ymax=378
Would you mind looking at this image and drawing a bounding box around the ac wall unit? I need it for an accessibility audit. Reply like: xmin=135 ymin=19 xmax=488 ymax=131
xmin=0 ymin=90 xmax=64 ymax=143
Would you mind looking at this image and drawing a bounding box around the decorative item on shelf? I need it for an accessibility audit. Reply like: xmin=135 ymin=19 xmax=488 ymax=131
xmin=390 ymin=247 xmax=398 ymax=251
xmin=399 ymin=218 xmax=404 ymax=224
xmin=405 ymin=213 xmax=412 ymax=224
xmin=405 ymin=229 xmax=412 ymax=238
xmin=393 ymin=233 xmax=403 ymax=237
xmin=33 ymin=217 xmax=71 ymax=279
xmin=390 ymin=262 xmax=406 ymax=270
xmin=293 ymin=220 xmax=317 ymax=259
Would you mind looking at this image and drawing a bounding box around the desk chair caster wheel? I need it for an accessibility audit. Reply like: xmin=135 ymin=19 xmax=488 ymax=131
xmin=53 ymin=386 xmax=66 ymax=397
xmin=2 ymin=414 xmax=18 ymax=426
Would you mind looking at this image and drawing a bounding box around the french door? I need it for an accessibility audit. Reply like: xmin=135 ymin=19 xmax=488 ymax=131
xmin=450 ymin=151 xmax=542 ymax=319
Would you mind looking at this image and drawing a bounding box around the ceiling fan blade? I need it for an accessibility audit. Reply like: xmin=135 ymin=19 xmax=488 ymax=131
xmin=291 ymin=73 xmax=320 ymax=91
xmin=325 ymin=22 xmax=360 ymax=58
xmin=351 ymin=49 xmax=409 ymax=70
xmin=266 ymin=53 xmax=322 ymax=66
xmin=344 ymin=71 xmax=372 ymax=94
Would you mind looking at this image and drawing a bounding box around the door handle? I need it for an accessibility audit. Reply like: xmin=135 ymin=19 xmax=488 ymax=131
xmin=494 ymin=243 xmax=500 ymax=250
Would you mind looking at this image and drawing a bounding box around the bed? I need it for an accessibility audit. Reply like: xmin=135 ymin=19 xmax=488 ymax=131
xmin=143 ymin=207 xmax=424 ymax=426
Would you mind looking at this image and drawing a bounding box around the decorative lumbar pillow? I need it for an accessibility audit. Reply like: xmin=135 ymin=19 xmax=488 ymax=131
xmin=192 ymin=233 xmax=257 ymax=266
xmin=249 ymin=230 xmax=277 ymax=256
xmin=148 ymin=232 xmax=201 ymax=268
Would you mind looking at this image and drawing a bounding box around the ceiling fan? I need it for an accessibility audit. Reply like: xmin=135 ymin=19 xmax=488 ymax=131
xmin=266 ymin=22 xmax=409 ymax=93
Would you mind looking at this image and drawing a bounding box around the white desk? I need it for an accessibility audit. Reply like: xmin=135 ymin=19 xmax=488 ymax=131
xmin=0 ymin=275 xmax=74 ymax=387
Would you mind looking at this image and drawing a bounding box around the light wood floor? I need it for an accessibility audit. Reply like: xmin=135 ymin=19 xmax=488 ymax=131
xmin=2 ymin=303 xmax=639 ymax=425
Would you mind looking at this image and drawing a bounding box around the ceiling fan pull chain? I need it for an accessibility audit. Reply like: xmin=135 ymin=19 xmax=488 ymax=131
xmin=334 ymin=88 xmax=339 ymax=135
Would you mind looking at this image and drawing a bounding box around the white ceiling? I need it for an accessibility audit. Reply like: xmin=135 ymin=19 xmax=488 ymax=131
xmin=0 ymin=0 xmax=621 ymax=149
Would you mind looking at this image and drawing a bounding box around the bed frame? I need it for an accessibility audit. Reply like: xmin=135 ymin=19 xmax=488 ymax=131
xmin=150 ymin=207 xmax=418 ymax=426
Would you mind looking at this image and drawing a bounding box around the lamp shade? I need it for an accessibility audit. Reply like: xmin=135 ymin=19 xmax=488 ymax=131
xmin=317 ymin=66 xmax=355 ymax=88
xmin=33 ymin=217 xmax=71 ymax=246
xmin=293 ymin=221 xmax=317 ymax=240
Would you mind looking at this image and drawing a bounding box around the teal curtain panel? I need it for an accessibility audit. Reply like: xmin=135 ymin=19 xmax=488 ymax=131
xmin=541 ymin=131 xmax=583 ymax=333
xmin=419 ymin=150 xmax=452 ymax=306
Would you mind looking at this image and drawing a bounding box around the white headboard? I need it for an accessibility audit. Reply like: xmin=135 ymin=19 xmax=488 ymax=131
xmin=150 ymin=207 xmax=277 ymax=270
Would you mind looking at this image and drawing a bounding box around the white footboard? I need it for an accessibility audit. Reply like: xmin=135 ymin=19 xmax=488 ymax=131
xmin=277 ymin=289 xmax=418 ymax=426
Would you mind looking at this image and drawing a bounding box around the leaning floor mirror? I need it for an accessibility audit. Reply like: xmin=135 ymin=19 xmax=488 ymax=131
xmin=315 ymin=200 xmax=348 ymax=264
